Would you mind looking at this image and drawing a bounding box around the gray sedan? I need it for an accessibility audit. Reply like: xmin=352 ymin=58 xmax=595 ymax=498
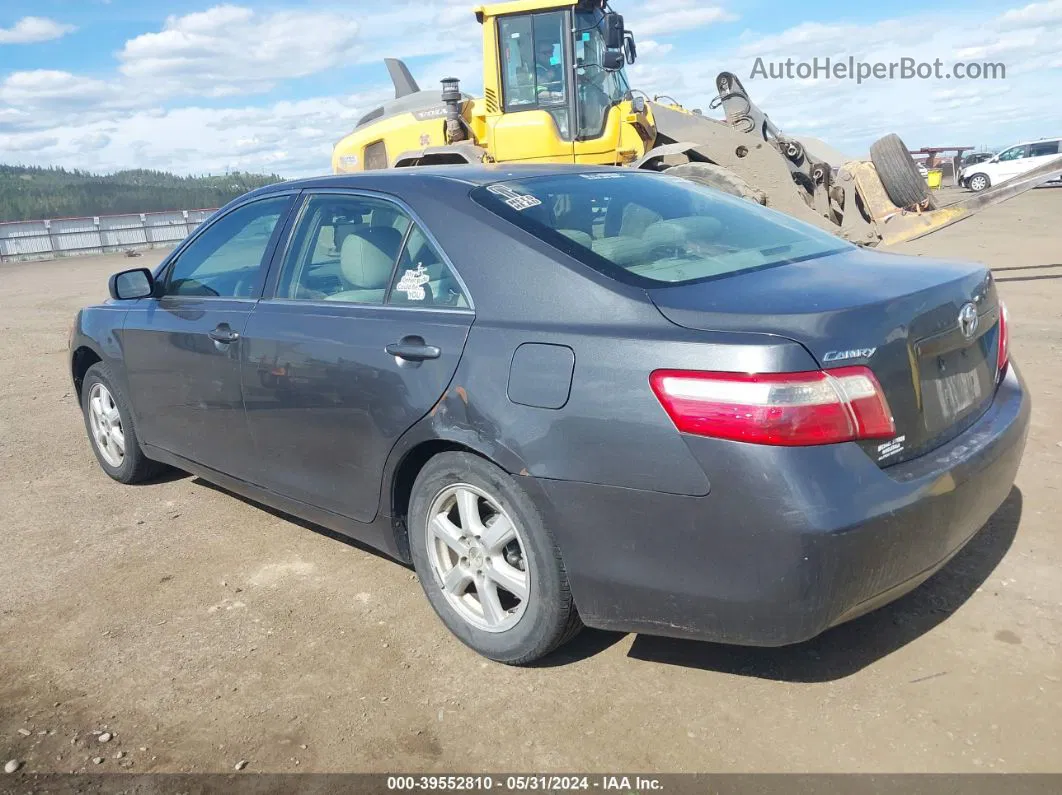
xmin=69 ymin=166 xmax=1029 ymax=664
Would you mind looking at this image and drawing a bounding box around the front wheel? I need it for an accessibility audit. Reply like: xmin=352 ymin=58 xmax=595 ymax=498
xmin=81 ymin=363 xmax=165 ymax=484
xmin=408 ymin=452 xmax=581 ymax=664
xmin=968 ymin=173 xmax=991 ymax=192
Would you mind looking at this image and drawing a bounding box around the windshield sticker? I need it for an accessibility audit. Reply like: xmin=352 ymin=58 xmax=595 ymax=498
xmin=876 ymin=435 xmax=906 ymax=461
xmin=487 ymin=184 xmax=542 ymax=211
xmin=580 ymin=173 xmax=626 ymax=180
xmin=395 ymin=265 xmax=430 ymax=301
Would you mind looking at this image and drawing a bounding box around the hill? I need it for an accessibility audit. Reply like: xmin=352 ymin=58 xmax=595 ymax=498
xmin=0 ymin=165 xmax=284 ymax=222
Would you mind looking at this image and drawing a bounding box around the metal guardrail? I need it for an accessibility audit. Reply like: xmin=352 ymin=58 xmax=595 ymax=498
xmin=0 ymin=208 xmax=218 ymax=263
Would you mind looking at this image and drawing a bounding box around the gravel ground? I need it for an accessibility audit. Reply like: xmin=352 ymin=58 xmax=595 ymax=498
xmin=1 ymin=188 xmax=1060 ymax=775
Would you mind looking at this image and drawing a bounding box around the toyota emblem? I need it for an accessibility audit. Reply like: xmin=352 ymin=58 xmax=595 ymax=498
xmin=958 ymin=302 xmax=979 ymax=339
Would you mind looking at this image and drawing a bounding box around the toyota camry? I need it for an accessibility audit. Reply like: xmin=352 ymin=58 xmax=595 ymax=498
xmin=69 ymin=166 xmax=1029 ymax=664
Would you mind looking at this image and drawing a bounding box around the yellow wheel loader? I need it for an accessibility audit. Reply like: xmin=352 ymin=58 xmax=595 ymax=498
xmin=332 ymin=0 xmax=1062 ymax=247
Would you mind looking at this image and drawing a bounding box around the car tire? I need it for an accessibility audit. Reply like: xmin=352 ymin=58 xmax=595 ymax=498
xmin=968 ymin=173 xmax=991 ymax=192
xmin=408 ymin=452 xmax=582 ymax=664
xmin=81 ymin=363 xmax=165 ymax=484
xmin=870 ymin=133 xmax=937 ymax=209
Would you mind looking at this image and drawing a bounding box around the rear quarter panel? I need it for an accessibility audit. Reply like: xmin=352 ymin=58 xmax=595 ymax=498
xmin=390 ymin=187 xmax=821 ymax=495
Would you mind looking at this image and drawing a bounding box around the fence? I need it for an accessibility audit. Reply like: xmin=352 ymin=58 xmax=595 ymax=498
xmin=0 ymin=208 xmax=218 ymax=263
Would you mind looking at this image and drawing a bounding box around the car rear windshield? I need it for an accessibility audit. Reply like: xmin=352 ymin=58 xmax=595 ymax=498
xmin=470 ymin=171 xmax=850 ymax=286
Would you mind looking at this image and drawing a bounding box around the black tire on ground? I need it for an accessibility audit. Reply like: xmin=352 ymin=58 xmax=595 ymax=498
xmin=967 ymin=173 xmax=991 ymax=192
xmin=408 ymin=452 xmax=582 ymax=664
xmin=664 ymin=162 xmax=768 ymax=205
xmin=870 ymin=133 xmax=936 ymax=209
xmin=81 ymin=362 xmax=166 ymax=484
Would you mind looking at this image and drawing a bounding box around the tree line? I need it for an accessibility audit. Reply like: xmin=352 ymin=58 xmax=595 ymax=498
xmin=0 ymin=164 xmax=284 ymax=223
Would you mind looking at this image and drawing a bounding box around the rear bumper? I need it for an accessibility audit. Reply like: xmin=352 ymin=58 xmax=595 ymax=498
xmin=539 ymin=364 xmax=1030 ymax=646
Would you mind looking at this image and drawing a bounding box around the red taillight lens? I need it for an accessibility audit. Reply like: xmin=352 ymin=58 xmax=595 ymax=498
xmin=996 ymin=300 xmax=1009 ymax=380
xmin=649 ymin=366 xmax=896 ymax=446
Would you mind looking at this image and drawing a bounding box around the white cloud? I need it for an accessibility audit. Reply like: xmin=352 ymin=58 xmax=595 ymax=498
xmin=0 ymin=16 xmax=76 ymax=44
xmin=0 ymin=133 xmax=60 ymax=152
xmin=628 ymin=2 xmax=737 ymax=38
xmin=637 ymin=41 xmax=675 ymax=58
xmin=1 ymin=88 xmax=390 ymax=176
xmin=999 ymin=0 xmax=1062 ymax=28
xmin=118 ymin=5 xmax=361 ymax=93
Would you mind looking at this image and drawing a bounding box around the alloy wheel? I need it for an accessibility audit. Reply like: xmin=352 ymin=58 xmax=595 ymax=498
xmin=425 ymin=483 xmax=530 ymax=633
xmin=88 ymin=383 xmax=125 ymax=468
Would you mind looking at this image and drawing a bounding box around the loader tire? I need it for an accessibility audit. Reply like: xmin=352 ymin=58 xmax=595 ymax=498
xmin=665 ymin=162 xmax=768 ymax=205
xmin=870 ymin=133 xmax=936 ymax=209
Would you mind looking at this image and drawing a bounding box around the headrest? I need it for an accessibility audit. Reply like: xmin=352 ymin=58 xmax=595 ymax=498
xmin=339 ymin=227 xmax=403 ymax=289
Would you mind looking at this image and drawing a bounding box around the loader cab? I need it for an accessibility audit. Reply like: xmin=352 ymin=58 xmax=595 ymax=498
xmin=479 ymin=1 xmax=645 ymax=165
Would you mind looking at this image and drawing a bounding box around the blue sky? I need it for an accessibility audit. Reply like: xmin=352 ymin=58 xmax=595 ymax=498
xmin=1 ymin=0 xmax=1060 ymax=176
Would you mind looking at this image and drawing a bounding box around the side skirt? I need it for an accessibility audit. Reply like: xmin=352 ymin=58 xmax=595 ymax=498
xmin=141 ymin=443 xmax=408 ymax=563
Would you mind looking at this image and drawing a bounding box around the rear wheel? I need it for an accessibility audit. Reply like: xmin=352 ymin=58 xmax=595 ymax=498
xmin=408 ymin=452 xmax=581 ymax=664
xmin=870 ymin=133 xmax=937 ymax=209
xmin=968 ymin=173 xmax=990 ymax=192
xmin=81 ymin=363 xmax=164 ymax=484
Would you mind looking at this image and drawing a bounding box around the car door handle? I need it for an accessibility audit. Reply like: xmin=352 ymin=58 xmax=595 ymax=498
xmin=208 ymin=324 xmax=240 ymax=344
xmin=385 ymin=338 xmax=441 ymax=361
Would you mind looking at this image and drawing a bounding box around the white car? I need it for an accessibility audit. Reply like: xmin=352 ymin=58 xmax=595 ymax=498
xmin=960 ymin=137 xmax=1062 ymax=192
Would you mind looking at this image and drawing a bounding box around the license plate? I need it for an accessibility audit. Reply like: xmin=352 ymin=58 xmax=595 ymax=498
xmin=932 ymin=368 xmax=983 ymax=421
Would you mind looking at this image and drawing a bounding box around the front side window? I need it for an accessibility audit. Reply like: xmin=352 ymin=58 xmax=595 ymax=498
xmin=997 ymin=145 xmax=1027 ymax=161
xmin=574 ymin=9 xmax=631 ymax=138
xmin=471 ymin=172 xmax=850 ymax=287
xmin=498 ymin=12 xmax=570 ymax=138
xmin=164 ymin=196 xmax=289 ymax=298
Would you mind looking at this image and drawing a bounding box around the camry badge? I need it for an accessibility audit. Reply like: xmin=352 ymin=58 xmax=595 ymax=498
xmin=823 ymin=348 xmax=876 ymax=362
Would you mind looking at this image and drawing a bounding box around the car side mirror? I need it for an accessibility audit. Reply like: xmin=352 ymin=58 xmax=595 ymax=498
xmin=602 ymin=50 xmax=625 ymax=71
xmin=109 ymin=267 xmax=155 ymax=300
xmin=604 ymin=13 xmax=625 ymax=49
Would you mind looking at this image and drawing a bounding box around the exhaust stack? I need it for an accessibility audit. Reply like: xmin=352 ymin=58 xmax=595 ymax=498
xmin=442 ymin=77 xmax=467 ymax=143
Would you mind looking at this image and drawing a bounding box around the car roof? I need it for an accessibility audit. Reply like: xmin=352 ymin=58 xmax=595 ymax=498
xmin=1008 ymin=138 xmax=1061 ymax=146
xmin=247 ymin=164 xmax=639 ymax=196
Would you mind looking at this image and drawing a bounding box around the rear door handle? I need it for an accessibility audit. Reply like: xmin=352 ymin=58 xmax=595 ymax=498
xmin=386 ymin=337 xmax=441 ymax=361
xmin=208 ymin=324 xmax=240 ymax=344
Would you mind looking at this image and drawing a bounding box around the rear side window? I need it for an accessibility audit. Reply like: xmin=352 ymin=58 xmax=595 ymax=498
xmin=470 ymin=172 xmax=850 ymax=287
xmin=390 ymin=225 xmax=469 ymax=308
xmin=276 ymin=194 xmax=469 ymax=309
xmin=1028 ymin=141 xmax=1060 ymax=157
xmin=277 ymin=195 xmax=411 ymax=304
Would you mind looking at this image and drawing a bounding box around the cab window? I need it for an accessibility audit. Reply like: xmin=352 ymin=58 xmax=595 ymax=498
xmin=164 ymin=196 xmax=290 ymax=298
xmin=997 ymin=146 xmax=1027 ymax=161
xmin=498 ymin=12 xmax=570 ymax=138
xmin=574 ymin=9 xmax=631 ymax=138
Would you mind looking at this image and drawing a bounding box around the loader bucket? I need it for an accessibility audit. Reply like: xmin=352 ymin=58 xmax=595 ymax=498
xmin=878 ymin=154 xmax=1062 ymax=247
xmin=644 ymin=101 xmax=836 ymax=232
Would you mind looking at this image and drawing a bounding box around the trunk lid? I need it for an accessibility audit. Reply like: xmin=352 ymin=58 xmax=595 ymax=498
xmin=648 ymin=247 xmax=1003 ymax=465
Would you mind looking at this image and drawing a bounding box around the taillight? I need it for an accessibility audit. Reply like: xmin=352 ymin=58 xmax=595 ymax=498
xmin=996 ymin=300 xmax=1009 ymax=381
xmin=649 ymin=366 xmax=895 ymax=447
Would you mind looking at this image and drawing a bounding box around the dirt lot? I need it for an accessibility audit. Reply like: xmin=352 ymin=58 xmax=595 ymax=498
xmin=1 ymin=188 xmax=1061 ymax=776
